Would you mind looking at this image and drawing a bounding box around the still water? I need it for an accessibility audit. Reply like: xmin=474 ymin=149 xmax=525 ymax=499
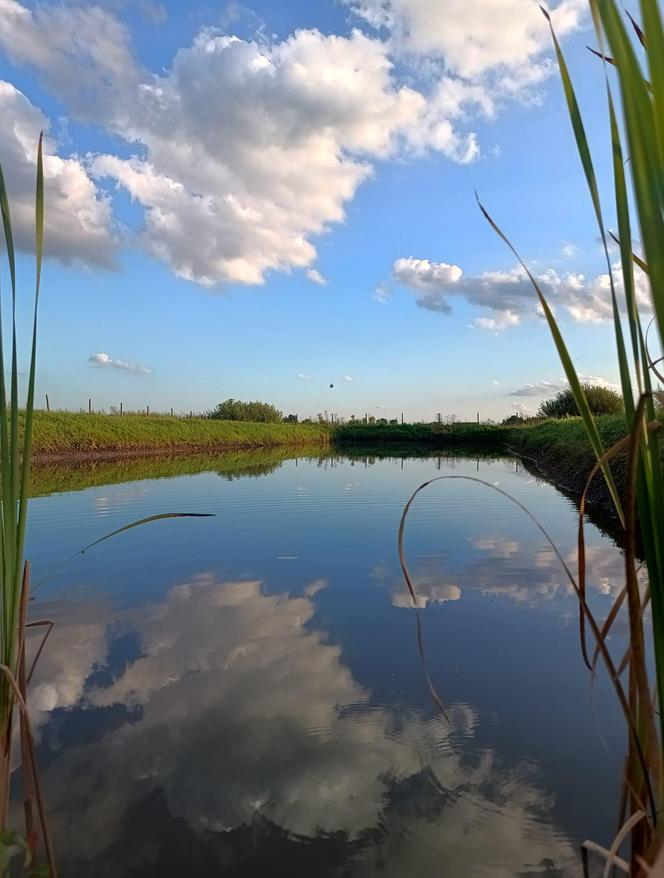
xmin=22 ymin=450 xmax=628 ymax=877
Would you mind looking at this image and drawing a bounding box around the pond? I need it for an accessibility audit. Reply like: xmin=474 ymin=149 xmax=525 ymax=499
xmin=22 ymin=450 xmax=628 ymax=877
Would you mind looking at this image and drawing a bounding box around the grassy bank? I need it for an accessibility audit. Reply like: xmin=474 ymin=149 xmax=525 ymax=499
xmin=28 ymin=411 xmax=331 ymax=458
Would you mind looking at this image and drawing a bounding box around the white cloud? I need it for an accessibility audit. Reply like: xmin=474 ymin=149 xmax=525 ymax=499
xmin=510 ymin=379 xmax=566 ymax=397
xmin=393 ymin=257 xmax=652 ymax=329
xmin=372 ymin=282 xmax=390 ymax=303
xmin=89 ymin=352 xmax=152 ymax=375
xmin=346 ymin=0 xmax=585 ymax=82
xmin=561 ymin=241 xmax=577 ymax=258
xmin=511 ymin=403 xmax=532 ymax=415
xmin=343 ymin=374 xmax=359 ymax=382
xmin=297 ymin=372 xmax=311 ymax=380
xmin=305 ymin=267 xmax=328 ymax=286
xmin=0 ymin=0 xmax=590 ymax=285
xmin=0 ymin=2 xmax=483 ymax=285
xmin=509 ymin=374 xmax=619 ymax=397
xmin=0 ymin=81 xmax=117 ymax=267
xmin=492 ymin=380 xmax=500 ymax=386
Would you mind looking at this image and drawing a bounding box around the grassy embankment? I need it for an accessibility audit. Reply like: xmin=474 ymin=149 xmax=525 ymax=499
xmin=28 ymin=411 xmax=331 ymax=459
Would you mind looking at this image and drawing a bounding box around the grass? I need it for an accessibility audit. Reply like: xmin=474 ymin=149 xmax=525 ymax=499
xmin=25 ymin=411 xmax=330 ymax=457
xmin=474 ymin=1 xmax=664 ymax=871
xmin=334 ymin=421 xmax=509 ymax=446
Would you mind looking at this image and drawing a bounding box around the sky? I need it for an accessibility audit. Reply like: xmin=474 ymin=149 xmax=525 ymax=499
xmin=0 ymin=0 xmax=649 ymax=421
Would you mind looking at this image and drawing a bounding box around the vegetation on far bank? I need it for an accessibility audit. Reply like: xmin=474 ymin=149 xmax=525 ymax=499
xmin=28 ymin=411 xmax=331 ymax=456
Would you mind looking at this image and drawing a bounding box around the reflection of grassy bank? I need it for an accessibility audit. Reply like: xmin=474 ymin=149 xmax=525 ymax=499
xmin=29 ymin=412 xmax=331 ymax=459
xmin=335 ymin=417 xmax=640 ymax=521
xmin=30 ymin=448 xmax=332 ymax=497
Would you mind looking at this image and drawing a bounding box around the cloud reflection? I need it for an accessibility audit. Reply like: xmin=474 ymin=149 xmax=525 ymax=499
xmin=29 ymin=575 xmax=579 ymax=875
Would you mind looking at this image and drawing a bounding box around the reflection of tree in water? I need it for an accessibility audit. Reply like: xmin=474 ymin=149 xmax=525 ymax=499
xmin=27 ymin=575 xmax=578 ymax=877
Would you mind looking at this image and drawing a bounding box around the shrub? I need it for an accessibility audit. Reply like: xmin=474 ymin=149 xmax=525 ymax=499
xmin=537 ymin=383 xmax=623 ymax=418
xmin=210 ymin=398 xmax=282 ymax=423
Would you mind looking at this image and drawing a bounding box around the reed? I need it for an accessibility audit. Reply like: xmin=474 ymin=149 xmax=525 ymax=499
xmin=479 ymin=1 xmax=664 ymax=872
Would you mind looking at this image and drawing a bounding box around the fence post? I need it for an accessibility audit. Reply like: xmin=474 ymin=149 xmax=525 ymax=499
xmin=120 ymin=401 xmax=123 ymax=416
xmin=147 ymin=405 xmax=150 ymax=416
xmin=170 ymin=407 xmax=173 ymax=417
xmin=401 ymin=412 xmax=403 ymax=424
xmin=88 ymin=398 xmax=91 ymax=414
xmin=45 ymin=393 xmax=49 ymax=412
xmin=477 ymin=412 xmax=480 ymax=424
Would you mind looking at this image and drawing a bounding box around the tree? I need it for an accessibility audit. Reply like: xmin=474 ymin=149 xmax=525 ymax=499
xmin=210 ymin=398 xmax=283 ymax=423
xmin=283 ymin=413 xmax=298 ymax=423
xmin=538 ymin=383 xmax=623 ymax=419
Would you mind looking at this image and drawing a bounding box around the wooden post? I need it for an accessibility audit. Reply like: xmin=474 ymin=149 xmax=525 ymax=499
xmin=401 ymin=413 xmax=403 ymax=424
xmin=170 ymin=407 xmax=173 ymax=417
xmin=437 ymin=412 xmax=441 ymax=424
xmin=477 ymin=412 xmax=480 ymax=424
xmin=147 ymin=405 xmax=150 ymax=416
xmin=45 ymin=393 xmax=49 ymax=412
xmin=88 ymin=398 xmax=91 ymax=414
xmin=120 ymin=402 xmax=123 ymax=416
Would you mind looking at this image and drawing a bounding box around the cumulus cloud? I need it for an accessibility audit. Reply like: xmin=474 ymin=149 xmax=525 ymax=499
xmin=393 ymin=257 xmax=651 ymax=329
xmin=0 ymin=1 xmax=485 ymax=286
xmin=0 ymin=81 xmax=117 ymax=267
xmin=89 ymin=352 xmax=152 ymax=375
xmin=305 ymin=268 xmax=328 ymax=286
xmin=346 ymin=0 xmax=585 ymax=84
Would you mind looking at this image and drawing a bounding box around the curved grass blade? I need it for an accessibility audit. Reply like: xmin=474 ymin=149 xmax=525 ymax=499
xmin=477 ymin=195 xmax=625 ymax=525
xmin=32 ymin=512 xmax=215 ymax=593
xmin=397 ymin=474 xmax=657 ymax=822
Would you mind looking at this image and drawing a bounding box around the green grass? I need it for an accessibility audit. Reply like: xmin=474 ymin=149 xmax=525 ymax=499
xmin=334 ymin=421 xmax=508 ymax=446
xmin=26 ymin=411 xmax=330 ymax=456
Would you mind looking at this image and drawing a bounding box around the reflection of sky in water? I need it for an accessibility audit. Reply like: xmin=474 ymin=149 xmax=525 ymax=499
xmin=22 ymin=453 xmax=629 ymax=875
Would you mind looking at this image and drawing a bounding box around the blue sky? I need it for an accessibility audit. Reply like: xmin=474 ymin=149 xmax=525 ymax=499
xmin=0 ymin=0 xmax=647 ymax=421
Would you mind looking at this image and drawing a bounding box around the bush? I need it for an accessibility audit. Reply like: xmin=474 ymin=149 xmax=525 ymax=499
xmin=210 ymin=398 xmax=283 ymax=423
xmin=538 ymin=383 xmax=623 ymax=419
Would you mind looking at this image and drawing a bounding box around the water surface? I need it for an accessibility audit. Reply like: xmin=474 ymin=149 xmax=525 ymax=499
xmin=23 ymin=450 xmax=628 ymax=877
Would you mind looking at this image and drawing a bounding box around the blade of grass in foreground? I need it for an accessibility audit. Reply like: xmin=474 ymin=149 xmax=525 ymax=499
xmin=476 ymin=196 xmax=625 ymax=526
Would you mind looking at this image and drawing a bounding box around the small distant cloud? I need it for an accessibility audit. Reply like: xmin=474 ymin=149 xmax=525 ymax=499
xmin=297 ymin=372 xmax=311 ymax=380
xmin=510 ymin=374 xmax=619 ymax=397
xmin=489 ymin=144 xmax=502 ymax=159
xmin=89 ymin=352 xmax=152 ymax=375
xmin=375 ymin=404 xmax=385 ymax=409
xmin=511 ymin=402 xmax=531 ymax=414
xmin=139 ymin=0 xmax=167 ymax=24
xmin=372 ymin=282 xmax=390 ymax=303
xmin=343 ymin=375 xmax=359 ymax=383
xmin=510 ymin=379 xmax=565 ymax=397
xmin=492 ymin=380 xmax=500 ymax=386
xmin=306 ymin=268 xmax=328 ymax=286
xmin=561 ymin=241 xmax=577 ymax=258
